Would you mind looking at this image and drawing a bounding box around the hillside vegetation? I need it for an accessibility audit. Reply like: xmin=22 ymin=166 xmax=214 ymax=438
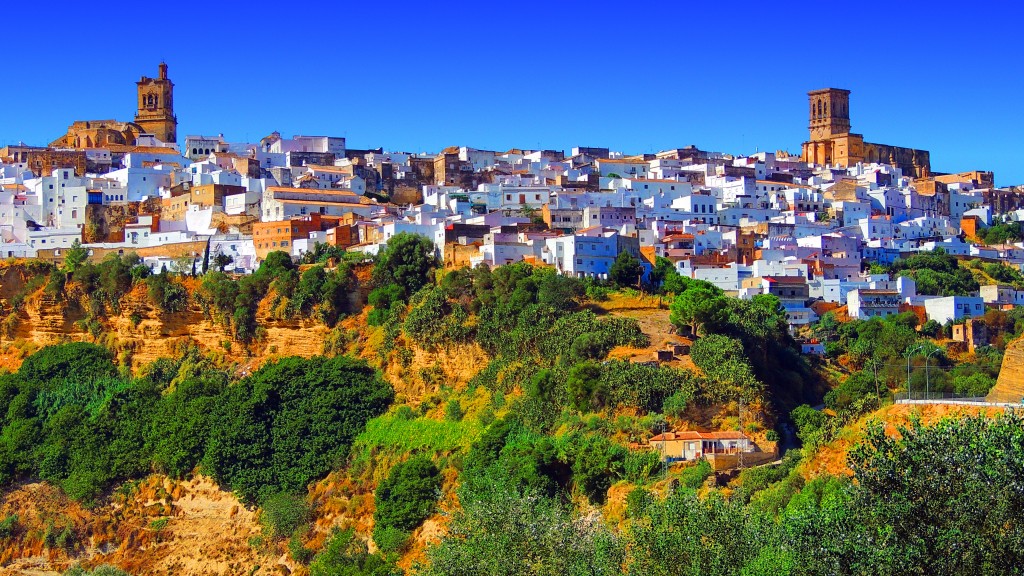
xmin=0 ymin=240 xmax=1020 ymax=575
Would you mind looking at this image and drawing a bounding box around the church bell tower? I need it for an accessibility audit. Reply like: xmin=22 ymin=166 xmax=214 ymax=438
xmin=134 ymin=62 xmax=177 ymax=143
xmin=807 ymin=88 xmax=850 ymax=141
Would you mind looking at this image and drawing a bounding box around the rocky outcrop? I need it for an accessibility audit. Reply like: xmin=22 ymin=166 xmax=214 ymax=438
xmin=2 ymin=284 xmax=332 ymax=373
xmin=987 ymin=336 xmax=1024 ymax=403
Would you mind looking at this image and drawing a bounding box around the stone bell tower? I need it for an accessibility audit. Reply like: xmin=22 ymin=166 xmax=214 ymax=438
xmin=807 ymin=88 xmax=850 ymax=141
xmin=134 ymin=62 xmax=177 ymax=143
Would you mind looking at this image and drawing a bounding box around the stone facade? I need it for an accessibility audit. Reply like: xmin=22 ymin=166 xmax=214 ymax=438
xmin=801 ymin=88 xmax=930 ymax=178
xmin=134 ymin=62 xmax=177 ymax=143
xmin=50 ymin=63 xmax=177 ymax=149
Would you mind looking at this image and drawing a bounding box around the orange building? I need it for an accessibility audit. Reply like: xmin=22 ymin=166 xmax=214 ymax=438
xmin=252 ymin=213 xmax=342 ymax=260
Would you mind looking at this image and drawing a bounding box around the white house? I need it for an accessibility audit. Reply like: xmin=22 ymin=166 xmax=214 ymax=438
xmin=924 ymin=296 xmax=986 ymax=324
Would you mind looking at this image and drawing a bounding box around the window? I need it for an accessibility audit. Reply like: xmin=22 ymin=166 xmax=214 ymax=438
xmin=281 ymin=241 xmax=289 ymax=247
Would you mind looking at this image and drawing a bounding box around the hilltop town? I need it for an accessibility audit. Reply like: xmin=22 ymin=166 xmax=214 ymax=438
xmin=2 ymin=64 xmax=1022 ymax=338
xmin=2 ymin=63 xmax=1024 ymax=576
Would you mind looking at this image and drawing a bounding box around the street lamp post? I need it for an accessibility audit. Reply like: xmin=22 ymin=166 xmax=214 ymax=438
xmin=925 ymin=348 xmax=941 ymax=401
xmin=906 ymin=345 xmax=924 ymax=401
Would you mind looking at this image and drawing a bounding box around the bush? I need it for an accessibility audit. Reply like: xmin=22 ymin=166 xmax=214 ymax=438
xmin=310 ymin=528 xmax=395 ymax=576
xmin=289 ymin=532 xmax=315 ymax=564
xmin=565 ymin=433 xmax=626 ymax=504
xmin=662 ymin=389 xmax=690 ymax=420
xmin=204 ymin=356 xmax=394 ymax=504
xmin=373 ymin=525 xmax=410 ymax=555
xmin=64 ymin=566 xmax=132 ymax=576
xmin=261 ymin=492 xmax=310 ymax=539
xmin=373 ymin=455 xmax=441 ymax=534
xmin=0 ymin=514 xmax=17 ymax=539
xmin=677 ymin=458 xmax=713 ymax=490
xmin=147 ymin=273 xmax=189 ymax=313
xmin=444 ymin=399 xmax=464 ymax=422
xmin=623 ymin=450 xmax=662 ymax=484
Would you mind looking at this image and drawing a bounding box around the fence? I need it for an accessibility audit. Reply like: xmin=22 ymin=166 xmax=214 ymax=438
xmin=894 ymin=392 xmax=1023 ymax=408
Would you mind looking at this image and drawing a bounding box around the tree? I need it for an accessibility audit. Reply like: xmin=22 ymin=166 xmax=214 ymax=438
xmin=565 ymin=361 xmax=605 ymax=412
xmin=204 ymin=356 xmax=394 ymax=504
xmin=648 ymin=256 xmax=675 ymax=288
xmin=373 ymin=455 xmax=441 ymax=538
xmin=201 ymin=242 xmax=211 ymax=275
xmin=371 ymin=233 xmax=438 ymax=298
xmin=845 ymin=413 xmax=1024 ymax=573
xmin=63 ymin=239 xmax=89 ymax=274
xmin=421 ymin=483 xmax=622 ymax=576
xmin=609 ymin=251 xmax=644 ymax=288
xmin=213 ymin=253 xmax=234 ymax=273
xmin=669 ymin=280 xmax=728 ymax=335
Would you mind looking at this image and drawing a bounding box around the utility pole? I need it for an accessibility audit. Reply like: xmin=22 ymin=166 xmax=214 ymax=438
xmin=738 ymin=396 xmax=744 ymax=470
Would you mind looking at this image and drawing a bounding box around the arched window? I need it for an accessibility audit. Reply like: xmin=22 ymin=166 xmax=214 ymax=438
xmin=824 ymin=101 xmax=828 ymax=117
xmin=817 ymin=100 xmax=823 ymax=118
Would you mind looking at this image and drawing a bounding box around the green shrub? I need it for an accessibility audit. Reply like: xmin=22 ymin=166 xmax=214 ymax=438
xmin=373 ymin=524 xmax=410 ymax=555
xmin=309 ymin=528 xmax=394 ymax=576
xmin=677 ymin=458 xmax=713 ymax=490
xmin=289 ymin=532 xmax=315 ymax=564
xmin=261 ymin=492 xmax=310 ymax=539
xmin=0 ymin=514 xmax=18 ymax=539
xmin=623 ymin=450 xmax=661 ymax=484
xmin=203 ymin=355 xmax=393 ymax=504
xmin=444 ymin=399 xmax=464 ymax=422
xmin=373 ymin=455 xmax=441 ymax=533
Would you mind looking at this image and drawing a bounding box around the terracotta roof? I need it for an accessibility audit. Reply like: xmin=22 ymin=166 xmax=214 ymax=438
xmin=306 ymin=164 xmax=353 ymax=173
xmin=267 ymin=186 xmax=358 ymax=196
xmin=705 ymin=431 xmax=750 ymax=440
xmin=649 ymin=431 xmax=704 ymax=441
xmin=649 ymin=430 xmax=751 ymax=442
xmin=276 ymin=199 xmax=369 ymax=207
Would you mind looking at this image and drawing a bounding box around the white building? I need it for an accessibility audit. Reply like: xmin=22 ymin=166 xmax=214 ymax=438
xmin=923 ymin=296 xmax=986 ymax=324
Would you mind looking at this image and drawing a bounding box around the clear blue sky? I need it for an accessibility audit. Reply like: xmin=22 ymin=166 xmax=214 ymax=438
xmin=3 ymin=2 xmax=1022 ymax=185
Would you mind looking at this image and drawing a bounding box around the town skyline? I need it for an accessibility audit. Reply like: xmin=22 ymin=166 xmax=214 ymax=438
xmin=1 ymin=2 xmax=1021 ymax=184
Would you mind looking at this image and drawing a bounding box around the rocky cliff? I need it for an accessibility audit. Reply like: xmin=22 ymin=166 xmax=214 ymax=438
xmin=986 ymin=336 xmax=1024 ymax=403
xmin=0 ymin=281 xmax=331 ymax=373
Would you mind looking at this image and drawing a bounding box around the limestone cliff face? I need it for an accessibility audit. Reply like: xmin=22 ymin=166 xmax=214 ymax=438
xmin=0 ymin=475 xmax=286 ymax=576
xmin=987 ymin=336 xmax=1024 ymax=403
xmin=2 ymin=285 xmax=331 ymax=372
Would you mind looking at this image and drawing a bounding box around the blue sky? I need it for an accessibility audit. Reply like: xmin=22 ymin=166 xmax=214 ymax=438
xmin=2 ymin=2 xmax=1022 ymax=184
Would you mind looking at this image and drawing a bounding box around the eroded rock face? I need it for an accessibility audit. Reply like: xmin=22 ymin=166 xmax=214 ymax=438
xmin=987 ymin=337 xmax=1024 ymax=403
xmin=0 ymin=476 xmax=286 ymax=576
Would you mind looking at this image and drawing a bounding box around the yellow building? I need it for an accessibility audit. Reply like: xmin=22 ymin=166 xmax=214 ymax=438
xmin=800 ymin=88 xmax=930 ymax=178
